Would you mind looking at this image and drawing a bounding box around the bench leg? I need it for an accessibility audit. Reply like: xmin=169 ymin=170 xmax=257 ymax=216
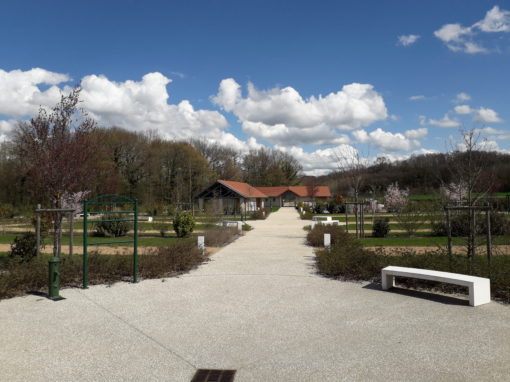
xmin=381 ymin=272 xmax=395 ymax=290
xmin=469 ymin=281 xmax=491 ymax=307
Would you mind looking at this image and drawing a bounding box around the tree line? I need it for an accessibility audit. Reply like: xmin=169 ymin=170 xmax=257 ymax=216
xmin=0 ymin=90 xmax=303 ymax=214
xmin=315 ymin=149 xmax=510 ymax=198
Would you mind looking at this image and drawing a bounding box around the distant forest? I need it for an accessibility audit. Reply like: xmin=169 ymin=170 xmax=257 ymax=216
xmin=311 ymin=151 xmax=510 ymax=198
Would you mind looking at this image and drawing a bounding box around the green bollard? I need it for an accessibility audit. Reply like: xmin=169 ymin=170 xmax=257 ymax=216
xmin=48 ymin=257 xmax=62 ymax=300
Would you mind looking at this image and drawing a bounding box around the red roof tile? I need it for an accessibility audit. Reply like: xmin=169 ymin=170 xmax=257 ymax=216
xmin=255 ymin=186 xmax=289 ymax=197
xmin=256 ymin=185 xmax=331 ymax=198
xmin=218 ymin=180 xmax=267 ymax=198
xmin=289 ymin=186 xmax=331 ymax=197
xmin=216 ymin=180 xmax=331 ymax=198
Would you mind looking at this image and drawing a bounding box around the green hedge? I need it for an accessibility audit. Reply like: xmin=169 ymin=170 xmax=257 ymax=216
xmin=316 ymin=243 xmax=510 ymax=303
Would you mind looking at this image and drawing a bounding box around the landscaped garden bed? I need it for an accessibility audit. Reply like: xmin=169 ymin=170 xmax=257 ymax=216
xmin=306 ymin=224 xmax=510 ymax=303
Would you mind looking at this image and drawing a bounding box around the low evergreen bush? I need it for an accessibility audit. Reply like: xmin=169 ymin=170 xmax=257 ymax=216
xmin=173 ymin=211 xmax=195 ymax=237
xmin=306 ymin=224 xmax=350 ymax=247
xmin=94 ymin=214 xmax=132 ymax=237
xmin=10 ymin=232 xmax=39 ymax=263
xmin=372 ymin=217 xmax=390 ymax=237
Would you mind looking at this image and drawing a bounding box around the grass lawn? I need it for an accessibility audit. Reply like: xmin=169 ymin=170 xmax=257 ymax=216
xmin=0 ymin=233 xmax=193 ymax=247
xmin=360 ymin=235 xmax=510 ymax=246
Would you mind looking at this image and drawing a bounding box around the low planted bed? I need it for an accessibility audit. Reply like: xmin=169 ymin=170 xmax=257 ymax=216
xmin=0 ymin=226 xmax=242 ymax=300
xmin=306 ymin=225 xmax=510 ymax=303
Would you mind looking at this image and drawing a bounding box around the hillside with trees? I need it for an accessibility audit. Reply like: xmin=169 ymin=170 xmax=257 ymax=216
xmin=313 ymin=151 xmax=510 ymax=198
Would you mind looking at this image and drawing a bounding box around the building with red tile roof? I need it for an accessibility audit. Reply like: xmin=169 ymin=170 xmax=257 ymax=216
xmin=196 ymin=180 xmax=331 ymax=213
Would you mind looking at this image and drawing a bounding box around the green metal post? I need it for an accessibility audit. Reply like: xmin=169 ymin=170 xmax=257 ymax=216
xmin=133 ymin=200 xmax=139 ymax=283
xmin=83 ymin=202 xmax=89 ymax=289
xmin=48 ymin=257 xmax=61 ymax=300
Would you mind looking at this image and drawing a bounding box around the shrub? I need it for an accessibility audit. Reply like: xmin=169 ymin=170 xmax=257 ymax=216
xmin=242 ymin=224 xmax=252 ymax=231
xmin=0 ymin=204 xmax=14 ymax=218
xmin=326 ymin=198 xmax=345 ymax=214
xmin=300 ymin=210 xmax=313 ymax=220
xmin=315 ymin=247 xmax=510 ymax=303
xmin=315 ymin=236 xmax=369 ymax=278
xmin=431 ymin=211 xmax=510 ymax=237
xmin=313 ymin=202 xmax=326 ymax=214
xmin=173 ymin=211 xmax=195 ymax=237
xmin=479 ymin=212 xmax=510 ymax=236
xmin=94 ymin=214 xmax=132 ymax=237
xmin=306 ymin=224 xmax=350 ymax=247
xmin=10 ymin=232 xmax=40 ymax=263
xmin=250 ymin=208 xmax=269 ymax=220
xmin=140 ymin=241 xmax=203 ymax=277
xmin=203 ymin=227 xmax=239 ymax=247
xmin=372 ymin=217 xmax=390 ymax=237
xmin=300 ymin=205 xmax=313 ymax=220
xmin=0 ymin=241 xmax=205 ymax=299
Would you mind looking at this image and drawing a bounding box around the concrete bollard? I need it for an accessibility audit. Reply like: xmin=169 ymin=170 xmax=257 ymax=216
xmin=237 ymin=221 xmax=243 ymax=233
xmin=197 ymin=235 xmax=205 ymax=255
xmin=324 ymin=233 xmax=331 ymax=249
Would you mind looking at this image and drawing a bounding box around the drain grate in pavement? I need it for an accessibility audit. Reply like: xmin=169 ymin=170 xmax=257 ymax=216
xmin=191 ymin=369 xmax=236 ymax=382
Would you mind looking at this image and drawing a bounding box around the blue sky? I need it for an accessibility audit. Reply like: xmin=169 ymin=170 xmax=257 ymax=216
xmin=1 ymin=0 xmax=509 ymax=174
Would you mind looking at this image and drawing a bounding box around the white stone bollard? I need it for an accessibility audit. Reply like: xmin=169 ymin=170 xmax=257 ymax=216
xmin=237 ymin=221 xmax=243 ymax=233
xmin=147 ymin=216 xmax=153 ymax=222
xmin=324 ymin=233 xmax=331 ymax=248
xmin=197 ymin=235 xmax=205 ymax=255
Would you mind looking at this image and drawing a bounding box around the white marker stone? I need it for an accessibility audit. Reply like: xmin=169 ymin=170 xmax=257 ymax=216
xmin=197 ymin=235 xmax=205 ymax=255
xmin=324 ymin=233 xmax=331 ymax=248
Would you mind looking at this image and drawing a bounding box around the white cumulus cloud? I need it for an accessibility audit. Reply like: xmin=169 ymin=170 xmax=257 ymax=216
xmin=80 ymin=72 xmax=230 ymax=141
xmin=212 ymin=78 xmax=387 ymax=146
xmin=453 ymin=104 xmax=503 ymax=123
xmin=0 ymin=68 xmax=72 ymax=117
xmin=398 ymin=34 xmax=421 ymax=46
xmin=420 ymin=114 xmax=461 ymax=128
xmin=275 ymin=144 xmax=357 ymax=176
xmin=474 ymin=107 xmax=503 ymax=123
xmin=434 ymin=6 xmax=510 ymax=53
xmin=0 ymin=68 xmax=232 ymax=144
xmin=454 ymin=92 xmax=471 ymax=102
xmin=454 ymin=104 xmax=473 ymax=114
xmin=352 ymin=128 xmax=421 ymax=152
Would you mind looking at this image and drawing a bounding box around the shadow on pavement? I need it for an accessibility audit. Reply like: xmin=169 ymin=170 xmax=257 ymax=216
xmin=362 ymin=282 xmax=470 ymax=306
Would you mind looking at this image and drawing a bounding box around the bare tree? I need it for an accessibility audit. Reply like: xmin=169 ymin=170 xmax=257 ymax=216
xmin=443 ymin=128 xmax=497 ymax=259
xmin=335 ymin=145 xmax=369 ymax=202
xmin=15 ymin=88 xmax=98 ymax=257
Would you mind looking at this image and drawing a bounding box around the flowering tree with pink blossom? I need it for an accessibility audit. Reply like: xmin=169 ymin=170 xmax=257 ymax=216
xmin=384 ymin=182 xmax=409 ymax=213
xmin=440 ymin=182 xmax=468 ymax=203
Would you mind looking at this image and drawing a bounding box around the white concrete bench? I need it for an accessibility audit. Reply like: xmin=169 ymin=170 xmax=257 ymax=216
xmin=381 ymin=266 xmax=491 ymax=307
xmin=221 ymin=220 xmax=243 ymax=232
xmin=312 ymin=215 xmax=332 ymax=222
xmin=311 ymin=219 xmax=345 ymax=229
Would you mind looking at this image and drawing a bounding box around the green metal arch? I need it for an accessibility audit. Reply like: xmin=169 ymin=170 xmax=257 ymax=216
xmin=82 ymin=194 xmax=138 ymax=289
xmin=85 ymin=193 xmax=137 ymax=205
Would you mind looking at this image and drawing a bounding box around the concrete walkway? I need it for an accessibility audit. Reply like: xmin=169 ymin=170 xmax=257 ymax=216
xmin=1 ymin=208 xmax=509 ymax=381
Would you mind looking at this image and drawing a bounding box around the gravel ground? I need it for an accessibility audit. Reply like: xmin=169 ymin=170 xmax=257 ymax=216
xmin=1 ymin=208 xmax=509 ymax=381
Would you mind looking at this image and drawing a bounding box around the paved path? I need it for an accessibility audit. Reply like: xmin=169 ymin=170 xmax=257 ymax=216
xmin=1 ymin=208 xmax=509 ymax=381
